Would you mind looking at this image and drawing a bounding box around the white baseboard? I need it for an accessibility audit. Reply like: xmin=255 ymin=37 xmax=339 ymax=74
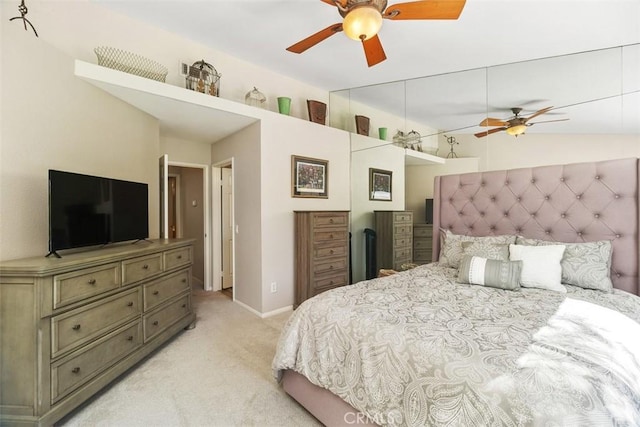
xmin=233 ymin=299 xmax=293 ymax=319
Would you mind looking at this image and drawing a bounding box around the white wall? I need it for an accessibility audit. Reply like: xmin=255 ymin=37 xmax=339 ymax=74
xmin=350 ymin=135 xmax=407 ymax=283
xmin=0 ymin=15 xmax=159 ymax=261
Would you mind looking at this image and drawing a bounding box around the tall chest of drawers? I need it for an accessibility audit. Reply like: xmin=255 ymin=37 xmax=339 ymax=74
xmin=0 ymin=239 xmax=195 ymax=426
xmin=413 ymin=224 xmax=434 ymax=264
xmin=375 ymin=210 xmax=413 ymax=270
xmin=294 ymin=211 xmax=350 ymax=307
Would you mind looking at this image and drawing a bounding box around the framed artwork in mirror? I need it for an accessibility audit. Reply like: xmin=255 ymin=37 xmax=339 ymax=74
xmin=292 ymin=155 xmax=328 ymax=198
xmin=369 ymin=168 xmax=392 ymax=201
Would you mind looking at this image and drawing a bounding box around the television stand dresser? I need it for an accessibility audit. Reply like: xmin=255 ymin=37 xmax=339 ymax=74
xmin=0 ymin=239 xmax=196 ymax=426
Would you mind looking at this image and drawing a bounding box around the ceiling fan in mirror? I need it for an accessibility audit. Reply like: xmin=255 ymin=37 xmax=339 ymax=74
xmin=474 ymin=106 xmax=569 ymax=138
xmin=286 ymin=0 xmax=467 ymax=67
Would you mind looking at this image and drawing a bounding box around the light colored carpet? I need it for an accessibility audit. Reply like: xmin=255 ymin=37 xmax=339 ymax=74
xmin=57 ymin=290 xmax=321 ymax=427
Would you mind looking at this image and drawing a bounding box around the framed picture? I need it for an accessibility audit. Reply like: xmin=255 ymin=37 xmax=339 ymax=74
xmin=292 ymin=155 xmax=328 ymax=198
xmin=369 ymin=168 xmax=392 ymax=201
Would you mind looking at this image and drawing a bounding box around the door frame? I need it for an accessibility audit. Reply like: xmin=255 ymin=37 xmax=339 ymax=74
xmin=212 ymin=158 xmax=235 ymax=295
xmin=167 ymin=160 xmax=212 ymax=291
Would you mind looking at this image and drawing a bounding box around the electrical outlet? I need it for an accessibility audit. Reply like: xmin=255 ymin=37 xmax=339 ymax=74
xmin=270 ymin=282 xmax=277 ymax=293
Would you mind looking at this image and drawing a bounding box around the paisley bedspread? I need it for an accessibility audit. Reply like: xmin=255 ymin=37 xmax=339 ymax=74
xmin=272 ymin=263 xmax=640 ymax=426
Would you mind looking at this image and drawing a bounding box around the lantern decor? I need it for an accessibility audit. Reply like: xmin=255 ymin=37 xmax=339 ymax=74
xmin=185 ymin=60 xmax=221 ymax=96
xmin=245 ymin=87 xmax=266 ymax=108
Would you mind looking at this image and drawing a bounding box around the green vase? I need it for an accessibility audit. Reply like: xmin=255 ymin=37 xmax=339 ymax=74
xmin=277 ymin=97 xmax=291 ymax=115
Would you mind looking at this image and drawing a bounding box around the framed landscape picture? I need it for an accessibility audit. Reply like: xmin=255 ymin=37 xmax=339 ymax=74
xmin=369 ymin=168 xmax=392 ymax=201
xmin=291 ymin=155 xmax=328 ymax=198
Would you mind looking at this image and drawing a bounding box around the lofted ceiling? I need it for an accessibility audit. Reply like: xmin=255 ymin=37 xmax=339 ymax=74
xmin=93 ymin=0 xmax=640 ymax=136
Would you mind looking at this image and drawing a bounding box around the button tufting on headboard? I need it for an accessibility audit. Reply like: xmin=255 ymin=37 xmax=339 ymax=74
xmin=432 ymin=158 xmax=639 ymax=295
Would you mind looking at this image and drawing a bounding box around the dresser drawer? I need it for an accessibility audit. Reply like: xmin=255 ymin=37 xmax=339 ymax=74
xmin=53 ymin=262 xmax=121 ymax=310
xmin=414 ymin=249 xmax=433 ymax=263
xmin=51 ymin=321 xmax=142 ymax=403
xmin=314 ymin=243 xmax=347 ymax=260
xmin=414 ymin=239 xmax=432 ymax=249
xmin=313 ymin=271 xmax=348 ymax=293
xmin=314 ymin=229 xmax=348 ymax=243
xmin=394 ymin=236 xmax=412 ymax=248
xmin=393 ymin=212 xmax=413 ymax=223
xmin=394 ymin=248 xmax=412 ymax=261
xmin=143 ymin=294 xmax=191 ymax=342
xmin=312 ymin=212 xmax=348 ymax=228
xmin=163 ymin=246 xmax=192 ymax=271
xmin=122 ymin=253 xmax=163 ymax=285
xmin=313 ymin=257 xmax=347 ymax=275
xmin=414 ymin=225 xmax=433 ymax=238
xmin=51 ymin=288 xmax=141 ymax=358
xmin=394 ymin=224 xmax=412 ymax=236
xmin=143 ymin=269 xmax=190 ymax=311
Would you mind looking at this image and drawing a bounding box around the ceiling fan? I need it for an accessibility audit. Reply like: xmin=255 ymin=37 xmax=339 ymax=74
xmin=474 ymin=106 xmax=569 ymax=138
xmin=286 ymin=0 xmax=467 ymax=67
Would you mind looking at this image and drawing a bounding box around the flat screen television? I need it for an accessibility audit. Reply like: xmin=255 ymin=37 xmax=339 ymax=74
xmin=48 ymin=170 xmax=149 ymax=256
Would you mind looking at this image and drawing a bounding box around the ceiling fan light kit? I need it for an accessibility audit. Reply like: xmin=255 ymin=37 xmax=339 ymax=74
xmin=505 ymin=124 xmax=527 ymax=136
xmin=342 ymin=5 xmax=383 ymax=40
xmin=287 ymin=0 xmax=466 ymax=67
xmin=475 ymin=106 xmax=569 ymax=138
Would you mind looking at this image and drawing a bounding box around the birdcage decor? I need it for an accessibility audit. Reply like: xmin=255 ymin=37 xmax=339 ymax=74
xmin=245 ymin=87 xmax=266 ymax=108
xmin=392 ymin=129 xmax=422 ymax=151
xmin=185 ymin=60 xmax=221 ymax=96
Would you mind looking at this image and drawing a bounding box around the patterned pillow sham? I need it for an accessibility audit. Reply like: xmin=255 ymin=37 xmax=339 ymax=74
xmin=461 ymin=241 xmax=510 ymax=261
xmin=458 ymin=255 xmax=522 ymax=291
xmin=438 ymin=230 xmax=517 ymax=269
xmin=509 ymin=244 xmax=567 ymax=293
xmin=515 ymin=237 xmax=613 ymax=292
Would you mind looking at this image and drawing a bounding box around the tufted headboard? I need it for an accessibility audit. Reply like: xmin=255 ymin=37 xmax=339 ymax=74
xmin=432 ymin=158 xmax=639 ymax=296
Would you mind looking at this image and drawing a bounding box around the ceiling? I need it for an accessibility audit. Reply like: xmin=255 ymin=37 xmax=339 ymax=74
xmin=93 ymin=0 xmax=640 ymax=136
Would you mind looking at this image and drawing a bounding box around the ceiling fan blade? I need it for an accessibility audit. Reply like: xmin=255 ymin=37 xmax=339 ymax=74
xmin=475 ymin=127 xmax=507 ymax=138
xmin=320 ymin=0 xmax=346 ymax=6
xmin=363 ymin=35 xmax=387 ymax=67
xmin=528 ymin=118 xmax=570 ymax=125
xmin=524 ymin=106 xmax=553 ymax=122
xmin=286 ymin=23 xmax=343 ymax=54
xmin=384 ymin=0 xmax=466 ymax=20
xmin=480 ymin=117 xmax=508 ymax=127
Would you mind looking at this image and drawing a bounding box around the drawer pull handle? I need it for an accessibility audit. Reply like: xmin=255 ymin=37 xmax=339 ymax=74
xmin=329 ymin=234 xmax=334 ymax=239
xmin=330 ymin=280 xmax=334 ymax=285
xmin=329 ymin=265 xmax=334 ymax=270
xmin=127 ymin=301 xmax=134 ymax=307
xmin=72 ymin=367 xmax=80 ymax=374
xmin=177 ymin=255 xmax=183 ymax=259
xmin=182 ymin=304 xmax=187 ymax=308
xmin=153 ymin=320 xmax=159 ymax=326
xmin=143 ymin=264 xmax=149 ymax=270
xmin=329 ymin=249 xmax=334 ymax=254
xmin=127 ymin=335 xmax=134 ymax=341
xmin=329 ymin=218 xmax=334 ymax=223
xmin=72 ymin=324 xmax=81 ymax=331
xmin=88 ymin=279 xmax=96 ymax=285
xmin=153 ymin=291 xmax=159 ymax=295
xmin=182 ymin=279 xmax=187 ymax=283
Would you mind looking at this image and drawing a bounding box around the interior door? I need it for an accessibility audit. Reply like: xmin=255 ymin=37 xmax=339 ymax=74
xmin=159 ymin=154 xmax=169 ymax=239
xmin=221 ymin=167 xmax=233 ymax=290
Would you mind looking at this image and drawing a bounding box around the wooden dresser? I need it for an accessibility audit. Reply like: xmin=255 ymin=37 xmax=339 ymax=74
xmin=413 ymin=224 xmax=434 ymax=264
xmin=0 ymin=239 xmax=195 ymax=426
xmin=375 ymin=211 xmax=413 ymax=270
xmin=294 ymin=211 xmax=349 ymax=307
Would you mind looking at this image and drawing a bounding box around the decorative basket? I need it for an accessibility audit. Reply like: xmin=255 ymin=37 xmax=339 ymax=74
xmin=94 ymin=46 xmax=168 ymax=82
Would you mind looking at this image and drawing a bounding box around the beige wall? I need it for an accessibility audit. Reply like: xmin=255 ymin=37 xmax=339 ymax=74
xmin=1 ymin=15 xmax=159 ymax=261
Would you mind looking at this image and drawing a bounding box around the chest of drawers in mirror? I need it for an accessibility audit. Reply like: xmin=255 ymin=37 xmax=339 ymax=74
xmin=0 ymin=239 xmax=195 ymax=427
xmin=294 ymin=211 xmax=350 ymax=307
xmin=413 ymin=224 xmax=434 ymax=264
xmin=375 ymin=210 xmax=413 ymax=270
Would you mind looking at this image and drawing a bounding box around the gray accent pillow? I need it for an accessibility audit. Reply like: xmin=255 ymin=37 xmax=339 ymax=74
xmin=515 ymin=237 xmax=613 ymax=292
xmin=461 ymin=241 xmax=510 ymax=261
xmin=458 ymin=255 xmax=522 ymax=291
xmin=439 ymin=230 xmax=517 ymax=269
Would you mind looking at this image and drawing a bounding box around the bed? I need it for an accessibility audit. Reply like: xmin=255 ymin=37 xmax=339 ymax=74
xmin=273 ymin=158 xmax=640 ymax=426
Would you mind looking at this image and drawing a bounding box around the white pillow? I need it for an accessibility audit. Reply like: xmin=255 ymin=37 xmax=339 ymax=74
xmin=509 ymin=244 xmax=567 ymax=293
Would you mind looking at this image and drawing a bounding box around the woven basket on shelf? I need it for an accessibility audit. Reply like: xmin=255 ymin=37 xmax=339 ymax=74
xmin=94 ymin=46 xmax=168 ymax=82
